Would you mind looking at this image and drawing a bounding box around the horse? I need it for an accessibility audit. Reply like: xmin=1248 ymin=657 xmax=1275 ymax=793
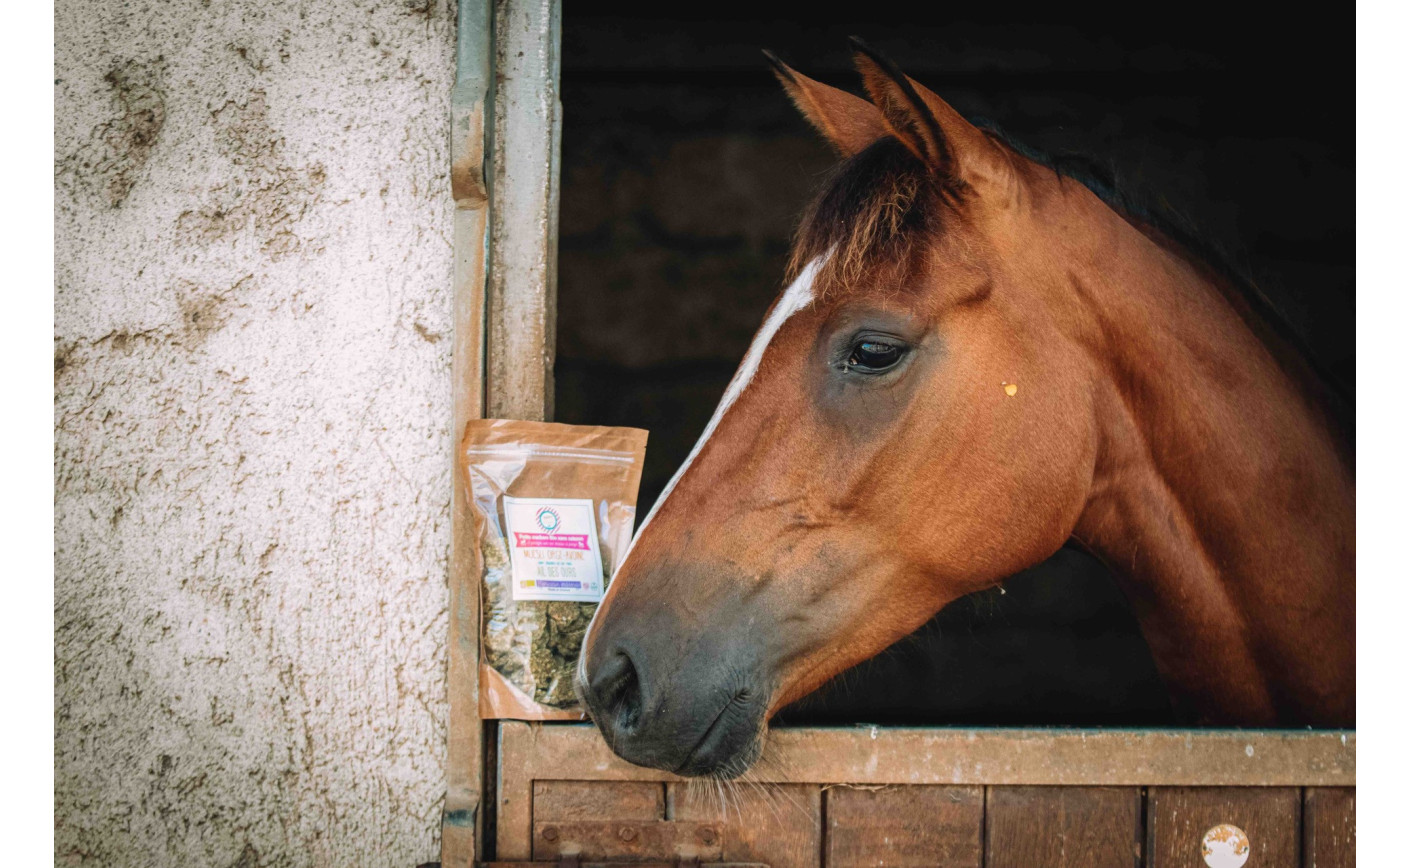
xmin=574 ymin=39 xmax=1355 ymax=779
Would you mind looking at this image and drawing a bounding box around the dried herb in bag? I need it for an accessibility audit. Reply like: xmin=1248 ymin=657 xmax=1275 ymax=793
xmin=461 ymin=419 xmax=647 ymax=719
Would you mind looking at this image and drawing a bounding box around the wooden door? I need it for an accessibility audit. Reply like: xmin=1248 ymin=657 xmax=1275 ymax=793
xmin=486 ymin=724 xmax=1353 ymax=867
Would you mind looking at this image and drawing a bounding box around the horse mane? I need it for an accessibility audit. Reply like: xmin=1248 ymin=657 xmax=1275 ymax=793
xmin=787 ymin=124 xmax=1353 ymax=431
xmin=978 ymin=123 xmax=1353 ymax=418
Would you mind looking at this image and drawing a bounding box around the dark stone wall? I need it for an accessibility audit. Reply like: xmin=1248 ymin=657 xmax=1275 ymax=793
xmin=555 ymin=6 xmax=1352 ymax=725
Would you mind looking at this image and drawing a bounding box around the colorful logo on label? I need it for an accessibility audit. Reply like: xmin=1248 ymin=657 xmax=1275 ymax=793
xmin=535 ymin=507 xmax=561 ymax=533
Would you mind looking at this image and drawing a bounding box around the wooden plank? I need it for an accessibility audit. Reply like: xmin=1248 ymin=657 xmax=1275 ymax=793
xmin=486 ymin=0 xmax=562 ymax=421
xmin=1147 ymin=787 xmax=1300 ymax=868
xmin=496 ymin=721 xmax=538 ymax=860
xmin=501 ymin=724 xmax=1355 ymax=787
xmin=441 ymin=1 xmax=492 ymax=866
xmin=487 ymin=863 xmax=768 ymax=868
xmin=532 ymin=820 xmax=722 ymax=862
xmin=826 ymin=785 xmax=982 ymax=868
xmin=986 ymin=786 xmax=1141 ymax=868
xmin=444 ymin=180 xmax=489 ymax=868
xmin=669 ymin=782 xmax=822 ymax=868
xmin=1303 ymin=787 xmax=1355 ymax=868
xmin=535 ymin=780 xmax=664 ymax=822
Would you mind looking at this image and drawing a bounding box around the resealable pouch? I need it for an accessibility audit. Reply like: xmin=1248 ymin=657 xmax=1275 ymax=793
xmin=461 ymin=419 xmax=648 ymax=720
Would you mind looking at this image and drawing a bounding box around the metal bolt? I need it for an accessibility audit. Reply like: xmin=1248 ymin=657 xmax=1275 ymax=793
xmin=541 ymin=825 xmax=559 ymax=841
xmin=697 ymin=827 xmax=717 ymax=846
xmin=618 ymin=826 xmax=638 ymax=842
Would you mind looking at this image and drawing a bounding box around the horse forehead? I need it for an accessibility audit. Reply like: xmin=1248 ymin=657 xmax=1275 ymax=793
xmin=735 ymin=255 xmax=827 ymax=389
xmin=814 ymin=235 xmax=1001 ymax=314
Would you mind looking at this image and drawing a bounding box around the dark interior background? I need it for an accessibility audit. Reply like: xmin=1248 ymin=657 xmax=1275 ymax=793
xmin=554 ymin=5 xmax=1353 ymax=725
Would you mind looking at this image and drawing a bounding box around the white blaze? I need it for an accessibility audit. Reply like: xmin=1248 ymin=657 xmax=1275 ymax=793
xmin=624 ymin=252 xmax=826 ymax=558
xmin=577 ymin=254 xmax=827 ymax=687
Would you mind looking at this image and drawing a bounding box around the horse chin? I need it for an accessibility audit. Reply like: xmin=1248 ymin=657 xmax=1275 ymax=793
xmin=595 ymin=688 xmax=768 ymax=780
xmin=672 ymin=712 xmax=766 ymax=780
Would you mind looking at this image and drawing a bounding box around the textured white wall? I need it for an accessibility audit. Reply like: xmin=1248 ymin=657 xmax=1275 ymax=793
xmin=54 ymin=1 xmax=456 ymax=865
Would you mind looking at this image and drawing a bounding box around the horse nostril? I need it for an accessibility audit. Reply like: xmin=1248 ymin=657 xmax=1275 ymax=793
xmin=594 ymin=650 xmax=643 ymax=734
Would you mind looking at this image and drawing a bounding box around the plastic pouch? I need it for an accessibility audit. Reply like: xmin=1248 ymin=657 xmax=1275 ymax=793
xmin=461 ymin=419 xmax=648 ymax=719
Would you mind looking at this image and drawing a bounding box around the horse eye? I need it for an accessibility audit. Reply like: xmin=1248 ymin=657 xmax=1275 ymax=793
xmin=846 ymin=340 xmax=905 ymax=372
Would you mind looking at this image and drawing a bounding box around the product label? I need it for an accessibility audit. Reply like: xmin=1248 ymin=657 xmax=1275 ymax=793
xmin=503 ymin=496 xmax=606 ymax=602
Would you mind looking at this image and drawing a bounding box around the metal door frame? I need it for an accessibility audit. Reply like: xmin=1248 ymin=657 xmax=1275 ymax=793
xmin=445 ymin=1 xmax=562 ymax=864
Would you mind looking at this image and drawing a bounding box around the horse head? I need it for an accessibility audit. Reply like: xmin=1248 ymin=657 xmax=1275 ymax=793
xmin=575 ymin=40 xmax=1355 ymax=776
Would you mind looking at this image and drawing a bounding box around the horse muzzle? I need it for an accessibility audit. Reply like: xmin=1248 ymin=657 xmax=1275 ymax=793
xmin=575 ymin=606 xmax=772 ymax=777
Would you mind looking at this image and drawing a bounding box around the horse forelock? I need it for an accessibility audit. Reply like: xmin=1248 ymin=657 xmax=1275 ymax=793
xmin=789 ymin=135 xmax=955 ymax=297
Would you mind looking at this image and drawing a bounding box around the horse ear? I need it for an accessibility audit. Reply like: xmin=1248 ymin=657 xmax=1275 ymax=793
xmin=848 ymin=37 xmax=1007 ymax=189
xmin=764 ymin=50 xmax=888 ymax=157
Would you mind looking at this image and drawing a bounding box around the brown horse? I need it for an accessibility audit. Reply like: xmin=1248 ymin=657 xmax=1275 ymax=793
xmin=575 ymin=40 xmax=1354 ymax=778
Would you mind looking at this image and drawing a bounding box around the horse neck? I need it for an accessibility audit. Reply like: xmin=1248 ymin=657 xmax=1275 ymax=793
xmin=1062 ymin=199 xmax=1354 ymax=726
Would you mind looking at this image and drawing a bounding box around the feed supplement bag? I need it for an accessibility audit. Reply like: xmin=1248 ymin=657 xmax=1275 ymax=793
xmin=462 ymin=419 xmax=647 ymax=719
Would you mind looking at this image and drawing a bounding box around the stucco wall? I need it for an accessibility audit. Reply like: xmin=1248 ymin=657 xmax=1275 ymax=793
xmin=54 ymin=2 xmax=456 ymax=865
